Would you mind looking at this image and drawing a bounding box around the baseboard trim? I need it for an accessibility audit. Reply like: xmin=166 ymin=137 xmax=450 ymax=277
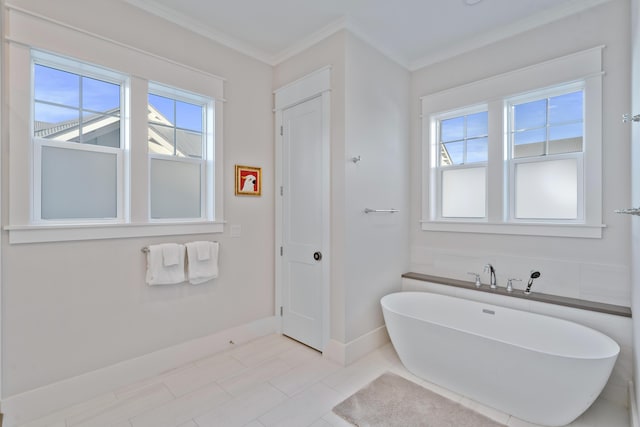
xmin=324 ymin=325 xmax=389 ymax=366
xmin=631 ymin=381 xmax=639 ymax=427
xmin=1 ymin=316 xmax=277 ymax=426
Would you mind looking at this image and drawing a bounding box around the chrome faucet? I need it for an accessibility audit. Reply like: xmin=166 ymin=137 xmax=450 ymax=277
xmin=484 ymin=264 xmax=497 ymax=289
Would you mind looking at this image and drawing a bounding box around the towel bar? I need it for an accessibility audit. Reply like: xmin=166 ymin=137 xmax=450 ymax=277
xmin=141 ymin=243 xmax=219 ymax=253
xmin=364 ymin=208 xmax=399 ymax=214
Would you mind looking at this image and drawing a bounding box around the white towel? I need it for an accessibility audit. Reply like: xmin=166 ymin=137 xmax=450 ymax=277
xmin=145 ymin=243 xmax=186 ymax=285
xmin=186 ymin=241 xmax=219 ymax=285
xmin=162 ymin=244 xmax=181 ymax=266
xmin=196 ymin=241 xmax=211 ymax=261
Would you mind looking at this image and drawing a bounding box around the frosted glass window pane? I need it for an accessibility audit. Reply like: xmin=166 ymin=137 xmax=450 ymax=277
xmin=442 ymin=167 xmax=486 ymax=218
xmin=150 ymin=159 xmax=201 ymax=219
xmin=41 ymin=146 xmax=117 ymax=219
xmin=515 ymin=159 xmax=577 ymax=219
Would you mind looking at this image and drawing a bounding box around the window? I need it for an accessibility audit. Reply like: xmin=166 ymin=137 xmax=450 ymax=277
xmin=434 ymin=108 xmax=488 ymax=219
xmin=507 ymin=85 xmax=584 ymax=221
xmin=32 ymin=52 xmax=126 ymax=222
xmin=148 ymin=84 xmax=213 ymax=221
xmin=421 ymin=47 xmax=603 ymax=238
xmin=8 ymin=11 xmax=227 ymax=243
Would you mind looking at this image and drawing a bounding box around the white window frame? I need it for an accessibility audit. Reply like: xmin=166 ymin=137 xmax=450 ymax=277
xmin=421 ymin=46 xmax=604 ymax=238
xmin=505 ymin=83 xmax=585 ymax=224
xmin=31 ymin=51 xmax=128 ymax=225
xmin=5 ymin=8 xmax=226 ymax=244
xmin=431 ymin=104 xmax=489 ymax=221
xmin=147 ymin=82 xmax=215 ymax=222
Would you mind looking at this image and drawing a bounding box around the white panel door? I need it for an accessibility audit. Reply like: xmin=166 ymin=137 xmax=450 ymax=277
xmin=281 ymin=95 xmax=325 ymax=350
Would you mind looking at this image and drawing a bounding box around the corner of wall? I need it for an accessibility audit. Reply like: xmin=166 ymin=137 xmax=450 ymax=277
xmin=323 ymin=325 xmax=389 ymax=366
xmin=630 ymin=381 xmax=639 ymax=427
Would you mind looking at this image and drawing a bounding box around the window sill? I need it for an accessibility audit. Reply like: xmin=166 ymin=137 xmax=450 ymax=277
xmin=5 ymin=221 xmax=225 ymax=244
xmin=420 ymin=220 xmax=605 ymax=239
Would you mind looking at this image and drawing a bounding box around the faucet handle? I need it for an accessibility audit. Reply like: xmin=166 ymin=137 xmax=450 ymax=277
xmin=506 ymin=278 xmax=521 ymax=293
xmin=467 ymin=272 xmax=481 ymax=287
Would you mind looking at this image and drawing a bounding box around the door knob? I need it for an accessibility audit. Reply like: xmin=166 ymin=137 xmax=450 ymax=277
xmin=313 ymin=251 xmax=322 ymax=261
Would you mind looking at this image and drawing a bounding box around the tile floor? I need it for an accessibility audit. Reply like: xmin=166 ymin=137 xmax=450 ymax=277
xmin=20 ymin=333 xmax=629 ymax=427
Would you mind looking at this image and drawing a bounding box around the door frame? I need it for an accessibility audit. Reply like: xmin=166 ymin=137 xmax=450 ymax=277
xmin=274 ymin=66 xmax=331 ymax=351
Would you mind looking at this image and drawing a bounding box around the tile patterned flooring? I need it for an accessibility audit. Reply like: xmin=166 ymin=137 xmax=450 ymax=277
xmin=20 ymin=334 xmax=629 ymax=427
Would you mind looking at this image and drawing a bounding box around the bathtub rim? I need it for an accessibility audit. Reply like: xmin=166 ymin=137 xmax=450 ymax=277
xmin=401 ymin=272 xmax=631 ymax=318
xmin=381 ymin=291 xmax=621 ymax=360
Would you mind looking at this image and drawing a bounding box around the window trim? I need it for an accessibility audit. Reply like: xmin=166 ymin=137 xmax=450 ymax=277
xmin=31 ymin=51 xmax=128 ymax=225
xmin=147 ymin=82 xmax=214 ymax=223
xmin=420 ymin=46 xmax=604 ymax=238
xmin=431 ymin=104 xmax=489 ymax=221
xmin=6 ymin=8 xmax=226 ymax=244
xmin=505 ymin=82 xmax=586 ymax=224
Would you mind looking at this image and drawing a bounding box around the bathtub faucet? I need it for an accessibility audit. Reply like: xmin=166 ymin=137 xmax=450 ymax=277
xmin=484 ymin=264 xmax=497 ymax=289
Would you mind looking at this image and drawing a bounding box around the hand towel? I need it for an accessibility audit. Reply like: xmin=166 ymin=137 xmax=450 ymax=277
xmin=145 ymin=243 xmax=186 ymax=285
xmin=196 ymin=241 xmax=211 ymax=261
xmin=162 ymin=244 xmax=181 ymax=266
xmin=186 ymin=241 xmax=219 ymax=285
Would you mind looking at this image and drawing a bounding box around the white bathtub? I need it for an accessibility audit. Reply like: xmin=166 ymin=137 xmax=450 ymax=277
xmin=381 ymin=291 xmax=620 ymax=426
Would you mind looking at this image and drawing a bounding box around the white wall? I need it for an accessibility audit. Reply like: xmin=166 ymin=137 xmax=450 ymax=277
xmin=630 ymin=0 xmax=640 ymax=411
xmin=410 ymin=0 xmax=632 ymax=307
xmin=343 ymin=34 xmax=410 ymax=342
xmin=273 ymin=32 xmax=410 ymax=347
xmin=2 ymin=0 xmax=275 ymax=397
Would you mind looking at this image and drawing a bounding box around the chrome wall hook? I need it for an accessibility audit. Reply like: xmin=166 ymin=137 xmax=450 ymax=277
xmin=350 ymin=155 xmax=361 ymax=163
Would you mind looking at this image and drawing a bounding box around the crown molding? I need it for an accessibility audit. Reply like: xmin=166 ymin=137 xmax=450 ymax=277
xmin=269 ymin=16 xmax=348 ymax=66
xmin=409 ymin=0 xmax=615 ymax=71
xmin=124 ymin=0 xmax=273 ymax=64
xmin=270 ymin=16 xmax=411 ymax=69
xmin=125 ymin=0 xmax=614 ymax=71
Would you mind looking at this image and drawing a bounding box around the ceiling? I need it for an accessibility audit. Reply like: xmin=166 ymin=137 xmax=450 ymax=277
xmin=125 ymin=0 xmax=611 ymax=70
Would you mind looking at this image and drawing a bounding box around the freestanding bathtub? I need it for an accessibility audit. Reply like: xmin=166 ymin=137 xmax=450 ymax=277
xmin=381 ymin=291 xmax=620 ymax=427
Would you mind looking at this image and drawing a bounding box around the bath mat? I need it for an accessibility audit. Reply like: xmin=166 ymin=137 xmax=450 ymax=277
xmin=332 ymin=372 xmax=506 ymax=427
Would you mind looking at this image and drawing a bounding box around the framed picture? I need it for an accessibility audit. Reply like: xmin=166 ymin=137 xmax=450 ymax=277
xmin=235 ymin=165 xmax=262 ymax=196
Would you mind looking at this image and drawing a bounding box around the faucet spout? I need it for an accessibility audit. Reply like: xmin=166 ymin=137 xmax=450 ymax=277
xmin=484 ymin=264 xmax=497 ymax=289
